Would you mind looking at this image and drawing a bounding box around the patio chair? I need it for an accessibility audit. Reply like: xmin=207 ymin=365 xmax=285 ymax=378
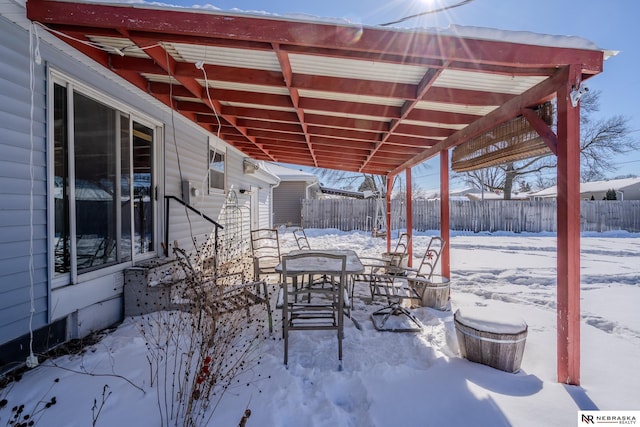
xmin=404 ymin=236 xmax=446 ymax=281
xmin=172 ymin=244 xmax=273 ymax=333
xmin=370 ymin=236 xmax=446 ymax=332
xmin=250 ymin=228 xmax=281 ymax=283
xmin=381 ymin=232 xmax=411 ymax=276
xmin=293 ymin=227 xmax=311 ymax=250
xmin=293 ymin=227 xmax=338 ymax=293
xmin=351 ymin=256 xmax=394 ymax=304
xmin=366 ymin=232 xmax=412 ymax=301
xmin=280 ymin=252 xmax=348 ymax=368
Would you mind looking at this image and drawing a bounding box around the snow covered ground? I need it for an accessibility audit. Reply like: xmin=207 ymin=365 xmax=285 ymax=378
xmin=1 ymin=229 xmax=638 ymax=426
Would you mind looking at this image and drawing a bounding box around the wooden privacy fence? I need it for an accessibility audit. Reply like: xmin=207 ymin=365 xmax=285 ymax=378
xmin=301 ymin=199 xmax=640 ymax=233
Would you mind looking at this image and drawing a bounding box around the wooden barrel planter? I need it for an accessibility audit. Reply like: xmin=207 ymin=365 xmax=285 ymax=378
xmin=454 ymin=308 xmax=528 ymax=373
xmin=407 ymin=275 xmax=450 ymax=310
xmin=382 ymin=251 xmax=408 ymax=275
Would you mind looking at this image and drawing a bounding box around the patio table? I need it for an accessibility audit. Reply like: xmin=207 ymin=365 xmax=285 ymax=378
xmin=278 ymin=249 xmax=364 ymax=276
xmin=276 ymin=249 xmax=365 ymax=327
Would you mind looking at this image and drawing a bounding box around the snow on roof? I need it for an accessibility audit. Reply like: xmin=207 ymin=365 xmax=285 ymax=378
xmin=261 ymin=162 xmax=319 ymax=183
xmin=531 ymin=177 xmax=640 ymax=197
xmin=78 ymin=0 xmax=609 ymax=56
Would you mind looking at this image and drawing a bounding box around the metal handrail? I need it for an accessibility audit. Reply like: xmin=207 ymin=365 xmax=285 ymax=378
xmin=164 ymin=195 xmax=223 ymax=257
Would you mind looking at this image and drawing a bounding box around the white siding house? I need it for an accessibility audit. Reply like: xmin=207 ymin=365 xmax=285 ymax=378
xmin=262 ymin=163 xmax=320 ymax=227
xmin=0 ymin=0 xmax=278 ymax=370
xmin=530 ymin=177 xmax=640 ymax=201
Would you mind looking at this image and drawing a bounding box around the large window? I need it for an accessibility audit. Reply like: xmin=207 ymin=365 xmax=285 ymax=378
xmin=53 ymin=79 xmax=156 ymax=277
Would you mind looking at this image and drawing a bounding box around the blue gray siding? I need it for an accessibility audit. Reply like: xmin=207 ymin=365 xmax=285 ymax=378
xmin=0 ymin=15 xmax=48 ymax=345
xmin=0 ymin=1 xmax=281 ymax=355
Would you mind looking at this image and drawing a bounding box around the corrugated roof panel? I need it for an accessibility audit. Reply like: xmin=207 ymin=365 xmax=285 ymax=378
xmin=86 ymin=36 xmax=151 ymax=59
xmin=225 ymin=102 xmax=297 ymax=112
xmin=415 ymin=101 xmax=498 ymax=116
xmin=304 ymin=109 xmax=390 ymax=123
xmin=169 ymin=43 xmax=281 ymax=71
xmin=433 ymin=69 xmax=547 ymax=94
xmin=173 ymin=96 xmax=202 ymax=103
xmin=298 ymin=89 xmax=404 ymax=107
xmin=197 ymin=79 xmax=290 ymax=95
xmin=289 ymin=53 xmax=429 ymax=84
xmin=401 ymin=120 xmax=467 ymax=130
xmin=140 ymin=73 xmax=180 ymax=84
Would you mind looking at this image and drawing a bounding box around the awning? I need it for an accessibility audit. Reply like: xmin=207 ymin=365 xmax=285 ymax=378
xmin=26 ymin=0 xmax=605 ymax=177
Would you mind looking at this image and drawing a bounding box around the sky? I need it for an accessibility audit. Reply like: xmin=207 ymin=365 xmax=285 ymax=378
xmin=2 ymin=229 xmax=639 ymax=426
xmin=155 ymin=0 xmax=640 ymax=189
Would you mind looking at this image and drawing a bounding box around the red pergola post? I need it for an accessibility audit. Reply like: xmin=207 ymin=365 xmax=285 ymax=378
xmin=440 ymin=150 xmax=451 ymax=278
xmin=386 ymin=176 xmax=392 ymax=253
xmin=556 ymin=65 xmax=581 ymax=385
xmin=406 ymin=168 xmax=413 ymax=267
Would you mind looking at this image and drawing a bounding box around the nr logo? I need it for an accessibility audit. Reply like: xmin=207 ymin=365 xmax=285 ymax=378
xmin=582 ymin=414 xmax=595 ymax=424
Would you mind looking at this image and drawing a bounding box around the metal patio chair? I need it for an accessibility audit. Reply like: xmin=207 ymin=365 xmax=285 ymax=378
xmin=250 ymin=228 xmax=281 ymax=283
xmin=280 ymin=252 xmax=348 ymax=368
xmin=370 ymin=236 xmax=446 ymax=332
xmin=172 ymin=243 xmax=273 ymax=333
xmin=293 ymin=227 xmax=311 ymax=250
xmin=380 ymin=232 xmax=411 ymax=276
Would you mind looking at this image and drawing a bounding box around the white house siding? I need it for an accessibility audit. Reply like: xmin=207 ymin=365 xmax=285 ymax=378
xmin=257 ymin=187 xmax=272 ymax=229
xmin=0 ymin=1 xmax=279 ymax=367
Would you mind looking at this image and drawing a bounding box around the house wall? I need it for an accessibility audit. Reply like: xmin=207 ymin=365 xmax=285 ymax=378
xmin=257 ymin=187 xmax=272 ymax=229
xmin=273 ymin=181 xmax=307 ymax=226
xmin=0 ymin=5 xmax=278 ymax=367
xmin=622 ymin=184 xmax=640 ymax=200
xmin=0 ymin=14 xmax=49 ymax=352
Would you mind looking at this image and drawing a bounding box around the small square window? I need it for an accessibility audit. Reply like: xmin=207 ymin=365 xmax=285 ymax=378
xmin=209 ymin=148 xmax=225 ymax=190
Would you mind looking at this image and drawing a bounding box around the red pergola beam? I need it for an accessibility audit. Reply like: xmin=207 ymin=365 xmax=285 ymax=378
xmin=388 ymin=66 xmax=577 ymax=175
xmin=273 ymin=43 xmax=318 ymax=167
xmin=521 ymin=108 xmax=558 ymax=155
xmin=361 ymin=67 xmax=443 ymax=172
xmin=26 ymin=0 xmax=604 ymax=72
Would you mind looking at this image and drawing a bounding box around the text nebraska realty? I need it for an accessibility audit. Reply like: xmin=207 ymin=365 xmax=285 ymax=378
xmin=583 ymin=414 xmax=637 ymax=425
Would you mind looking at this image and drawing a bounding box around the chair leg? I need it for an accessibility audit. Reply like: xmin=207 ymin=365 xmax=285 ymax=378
xmin=283 ymin=302 xmax=288 ymax=365
xmin=262 ymin=281 xmax=273 ymax=334
xmin=370 ymin=302 xmax=422 ymax=332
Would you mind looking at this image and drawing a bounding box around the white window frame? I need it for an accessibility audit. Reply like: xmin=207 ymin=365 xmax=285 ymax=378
xmin=48 ymin=69 xmax=163 ymax=288
xmin=208 ymin=136 xmax=227 ymax=194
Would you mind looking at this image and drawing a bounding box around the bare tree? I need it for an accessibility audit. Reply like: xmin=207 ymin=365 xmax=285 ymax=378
xmin=312 ymin=168 xmax=370 ymax=191
xmin=312 ymin=169 xmax=389 ymax=195
xmin=358 ymin=174 xmax=385 ymax=194
xmin=456 ymin=90 xmax=639 ymax=199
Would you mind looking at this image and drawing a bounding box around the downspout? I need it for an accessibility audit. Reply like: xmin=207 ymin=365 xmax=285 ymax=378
xmin=305 ymin=180 xmax=318 ymax=199
xmin=270 ymin=179 xmax=281 ymax=228
xmin=303 ymin=180 xmax=318 ymax=228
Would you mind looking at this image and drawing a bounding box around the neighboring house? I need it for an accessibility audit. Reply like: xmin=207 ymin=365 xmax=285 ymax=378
xmin=0 ymin=1 xmax=279 ymax=370
xmin=530 ymin=177 xmax=640 ymax=200
xmin=319 ymin=186 xmax=375 ymax=199
xmin=262 ymin=163 xmax=320 ymax=227
xmin=420 ymin=186 xmax=478 ymax=200
xmin=465 ymin=191 xmax=531 ymax=201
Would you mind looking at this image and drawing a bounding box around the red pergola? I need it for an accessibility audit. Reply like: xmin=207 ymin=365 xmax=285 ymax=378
xmin=27 ymin=0 xmax=605 ymax=384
